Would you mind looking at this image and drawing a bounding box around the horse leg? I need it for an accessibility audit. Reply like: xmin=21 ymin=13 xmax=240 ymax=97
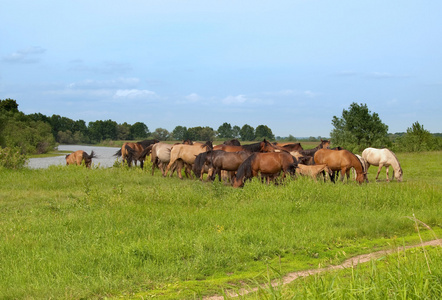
xmin=376 ymin=164 xmax=383 ymax=181
xmin=385 ymin=166 xmax=390 ymax=182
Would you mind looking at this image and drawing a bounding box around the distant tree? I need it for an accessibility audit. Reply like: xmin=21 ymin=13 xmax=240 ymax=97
xmin=396 ymin=121 xmax=441 ymax=151
xmin=217 ymin=122 xmax=234 ymax=139
xmin=172 ymin=126 xmax=188 ymax=141
xmin=255 ymin=125 xmax=275 ymax=140
xmin=0 ymin=98 xmax=19 ymax=113
xmin=232 ymin=125 xmax=241 ymax=139
xmin=152 ymin=128 xmax=170 ymax=141
xmin=187 ymin=126 xmax=215 ymax=141
xmin=88 ymin=120 xmax=118 ymax=142
xmin=117 ymin=123 xmax=131 ymax=140
xmin=240 ymin=124 xmax=255 ymax=141
xmin=330 ymin=102 xmax=389 ymax=152
xmin=130 ymin=122 xmax=149 ymax=139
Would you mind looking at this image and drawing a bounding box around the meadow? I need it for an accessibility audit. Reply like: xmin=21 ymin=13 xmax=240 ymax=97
xmin=0 ymin=150 xmax=440 ymax=299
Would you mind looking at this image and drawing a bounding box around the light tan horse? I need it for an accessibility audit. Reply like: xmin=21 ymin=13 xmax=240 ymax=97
xmin=165 ymin=141 xmax=213 ymax=179
xmin=65 ymin=150 xmax=96 ymax=168
xmin=314 ymin=149 xmax=367 ymax=184
xmin=362 ymin=147 xmax=403 ymax=182
xmin=296 ymin=164 xmax=331 ymax=181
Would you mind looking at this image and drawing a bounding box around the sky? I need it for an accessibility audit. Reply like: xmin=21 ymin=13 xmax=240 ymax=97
xmin=1 ymin=0 xmax=441 ymax=138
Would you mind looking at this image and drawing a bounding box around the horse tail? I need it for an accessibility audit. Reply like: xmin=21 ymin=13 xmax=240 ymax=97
xmin=87 ymin=150 xmax=97 ymax=159
xmin=114 ymin=149 xmax=122 ymax=157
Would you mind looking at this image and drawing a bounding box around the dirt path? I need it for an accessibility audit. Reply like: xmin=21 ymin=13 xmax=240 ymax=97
xmin=205 ymin=239 xmax=441 ymax=299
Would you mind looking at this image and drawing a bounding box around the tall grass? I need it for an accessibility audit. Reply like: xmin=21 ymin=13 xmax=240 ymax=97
xmin=0 ymin=151 xmax=440 ymax=299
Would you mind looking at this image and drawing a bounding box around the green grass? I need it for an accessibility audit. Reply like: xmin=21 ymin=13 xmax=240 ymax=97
xmin=0 ymin=151 xmax=440 ymax=299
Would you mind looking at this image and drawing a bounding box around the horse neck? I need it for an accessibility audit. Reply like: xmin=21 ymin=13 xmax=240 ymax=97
xmin=349 ymin=152 xmax=363 ymax=174
xmin=386 ymin=149 xmax=401 ymax=171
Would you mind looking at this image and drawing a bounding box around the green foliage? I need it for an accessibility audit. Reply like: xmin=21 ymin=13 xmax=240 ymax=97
xmin=240 ymin=124 xmax=255 ymax=141
xmin=331 ymin=102 xmax=389 ymax=152
xmin=87 ymin=119 xmax=118 ymax=142
xmin=151 ymin=127 xmax=170 ymax=141
xmin=187 ymin=126 xmax=216 ymax=141
xmin=0 ymin=147 xmax=28 ymax=169
xmin=172 ymin=125 xmax=188 ymax=140
xmin=0 ymin=98 xmax=19 ymax=113
xmin=130 ymin=122 xmax=150 ymax=139
xmin=255 ymin=124 xmax=275 ymax=140
xmin=217 ymin=122 xmax=234 ymax=139
xmin=395 ymin=121 xmax=442 ymax=152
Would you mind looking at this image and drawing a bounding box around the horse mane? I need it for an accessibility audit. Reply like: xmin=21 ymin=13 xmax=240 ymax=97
xmin=193 ymin=152 xmax=208 ymax=177
xmin=386 ymin=148 xmax=402 ymax=171
xmin=235 ymin=153 xmax=256 ymax=181
xmin=137 ymin=139 xmax=160 ymax=148
xmin=202 ymin=141 xmax=213 ymax=151
xmin=223 ymin=139 xmax=241 ymax=146
xmin=242 ymin=141 xmax=262 ymax=152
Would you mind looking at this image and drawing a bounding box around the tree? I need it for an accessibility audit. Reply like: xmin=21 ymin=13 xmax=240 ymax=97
xmin=152 ymin=128 xmax=170 ymax=141
xmin=130 ymin=122 xmax=149 ymax=139
xmin=240 ymin=124 xmax=255 ymax=141
xmin=0 ymin=98 xmax=19 ymax=113
xmin=187 ymin=126 xmax=215 ymax=141
xmin=330 ymin=102 xmax=389 ymax=151
xmin=172 ymin=126 xmax=188 ymax=141
xmin=232 ymin=125 xmax=241 ymax=139
xmin=255 ymin=125 xmax=275 ymax=140
xmin=117 ymin=123 xmax=131 ymax=140
xmin=217 ymin=122 xmax=234 ymax=139
xmin=88 ymin=120 xmax=118 ymax=142
xmin=396 ymin=121 xmax=441 ymax=152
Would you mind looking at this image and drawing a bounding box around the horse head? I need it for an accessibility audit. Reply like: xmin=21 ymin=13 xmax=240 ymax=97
xmin=320 ymin=139 xmax=331 ymax=149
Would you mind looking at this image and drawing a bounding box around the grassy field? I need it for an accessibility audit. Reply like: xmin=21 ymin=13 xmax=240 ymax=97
xmin=0 ymin=151 xmax=440 ymax=299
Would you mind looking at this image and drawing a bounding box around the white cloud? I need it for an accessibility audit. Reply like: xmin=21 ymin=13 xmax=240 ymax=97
xmin=185 ymin=93 xmax=202 ymax=102
xmin=222 ymin=94 xmax=247 ymax=105
xmin=67 ymin=77 xmax=140 ymax=89
xmin=2 ymin=46 xmax=46 ymax=63
xmin=114 ymin=89 xmax=156 ymax=98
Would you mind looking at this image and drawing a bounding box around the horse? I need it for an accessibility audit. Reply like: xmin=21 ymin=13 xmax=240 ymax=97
xmin=114 ymin=139 xmax=157 ymax=167
xmin=233 ymin=152 xmax=298 ymax=188
xmin=299 ymin=139 xmax=331 ymax=157
xmin=165 ymin=141 xmax=213 ymax=179
xmin=213 ymin=139 xmax=275 ymax=153
xmin=223 ymin=139 xmax=241 ymax=146
xmin=296 ymin=164 xmax=331 ymax=181
xmin=65 ymin=150 xmax=97 ymax=168
xmin=362 ymin=148 xmax=403 ymax=182
xmin=202 ymin=150 xmax=252 ymax=182
xmin=314 ymin=149 xmax=367 ymax=184
xmin=273 ymin=142 xmax=303 ymax=151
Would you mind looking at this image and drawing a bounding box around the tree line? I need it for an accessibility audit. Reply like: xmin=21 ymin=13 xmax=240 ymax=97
xmin=1 ymin=98 xmax=440 ymax=156
xmin=0 ymin=99 xmax=275 ymax=154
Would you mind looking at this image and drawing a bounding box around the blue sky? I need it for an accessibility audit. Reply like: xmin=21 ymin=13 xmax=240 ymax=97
xmin=1 ymin=0 xmax=441 ymax=137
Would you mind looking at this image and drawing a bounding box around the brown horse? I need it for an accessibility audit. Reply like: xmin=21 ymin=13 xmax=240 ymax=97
xmin=65 ymin=150 xmax=97 ymax=168
xmin=299 ymin=139 xmax=331 ymax=157
xmin=202 ymin=150 xmax=252 ymax=181
xmin=314 ymin=149 xmax=367 ymax=184
xmin=233 ymin=152 xmax=298 ymax=188
xmin=273 ymin=142 xmax=303 ymax=151
xmin=213 ymin=139 xmax=275 ymax=153
xmin=165 ymin=141 xmax=213 ymax=179
xmin=114 ymin=140 xmax=159 ymax=167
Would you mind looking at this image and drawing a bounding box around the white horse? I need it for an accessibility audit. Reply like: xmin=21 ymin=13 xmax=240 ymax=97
xmin=362 ymin=148 xmax=403 ymax=182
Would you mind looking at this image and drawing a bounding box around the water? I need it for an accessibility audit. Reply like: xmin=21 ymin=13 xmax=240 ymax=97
xmin=27 ymin=145 xmax=120 ymax=169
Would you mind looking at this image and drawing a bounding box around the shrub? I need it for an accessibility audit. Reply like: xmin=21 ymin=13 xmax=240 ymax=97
xmin=0 ymin=147 xmax=28 ymax=169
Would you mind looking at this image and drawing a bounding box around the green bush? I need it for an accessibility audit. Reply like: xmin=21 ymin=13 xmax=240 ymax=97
xmin=0 ymin=147 xmax=28 ymax=169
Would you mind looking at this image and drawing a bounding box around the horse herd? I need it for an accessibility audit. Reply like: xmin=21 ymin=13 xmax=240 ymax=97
xmin=65 ymin=138 xmax=403 ymax=187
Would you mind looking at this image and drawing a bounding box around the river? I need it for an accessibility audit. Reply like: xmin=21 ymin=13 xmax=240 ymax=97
xmin=27 ymin=145 xmax=120 ymax=169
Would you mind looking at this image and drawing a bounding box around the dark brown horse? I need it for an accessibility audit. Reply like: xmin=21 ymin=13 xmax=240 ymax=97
xmin=223 ymin=139 xmax=241 ymax=146
xmin=213 ymin=139 xmax=275 ymax=153
xmin=233 ymin=152 xmax=298 ymax=188
xmin=201 ymin=150 xmax=252 ymax=181
xmin=65 ymin=150 xmax=97 ymax=168
xmin=314 ymin=149 xmax=367 ymax=184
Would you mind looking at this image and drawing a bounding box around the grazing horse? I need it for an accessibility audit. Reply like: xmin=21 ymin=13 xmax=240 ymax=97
xmin=114 ymin=139 xmax=158 ymax=167
xmin=233 ymin=152 xmax=298 ymax=188
xmin=296 ymin=164 xmax=331 ymax=181
xmin=65 ymin=150 xmax=97 ymax=168
xmin=273 ymin=142 xmax=303 ymax=151
xmin=165 ymin=141 xmax=213 ymax=179
xmin=213 ymin=139 xmax=275 ymax=153
xmin=203 ymin=150 xmax=252 ymax=182
xmin=314 ymin=149 xmax=367 ymax=184
xmin=362 ymin=148 xmax=403 ymax=182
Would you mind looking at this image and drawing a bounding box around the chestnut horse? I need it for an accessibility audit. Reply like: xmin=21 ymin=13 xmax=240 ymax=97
xmin=65 ymin=150 xmax=97 ymax=168
xmin=114 ymin=139 xmax=158 ymax=167
xmin=299 ymin=139 xmax=331 ymax=157
xmin=362 ymin=147 xmax=403 ymax=182
xmin=213 ymin=139 xmax=276 ymax=153
xmin=165 ymin=141 xmax=213 ymax=179
xmin=233 ymin=152 xmax=298 ymax=188
xmin=314 ymin=149 xmax=366 ymax=184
